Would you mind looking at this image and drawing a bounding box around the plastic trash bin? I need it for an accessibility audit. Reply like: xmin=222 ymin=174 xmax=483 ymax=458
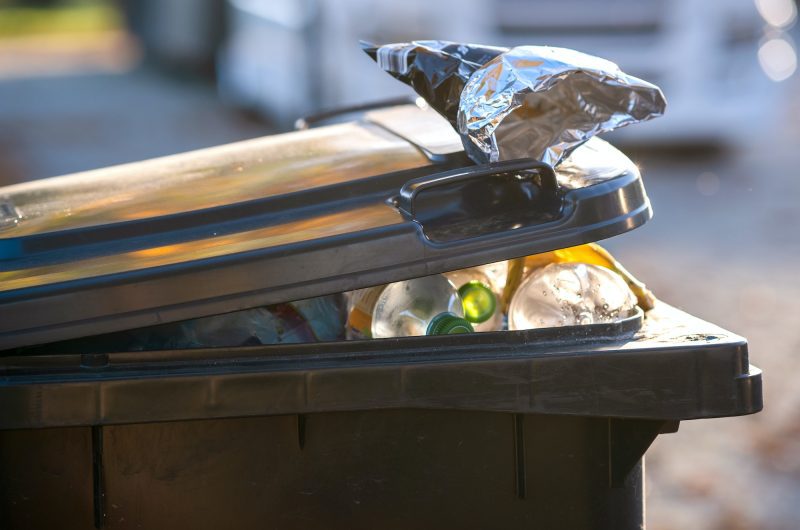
xmin=0 ymin=101 xmax=762 ymax=530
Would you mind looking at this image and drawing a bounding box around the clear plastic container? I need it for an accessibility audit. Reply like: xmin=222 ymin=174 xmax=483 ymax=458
xmin=508 ymin=262 xmax=638 ymax=330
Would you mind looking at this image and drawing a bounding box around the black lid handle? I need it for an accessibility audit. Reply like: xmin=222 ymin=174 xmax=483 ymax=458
xmin=398 ymin=159 xmax=561 ymax=243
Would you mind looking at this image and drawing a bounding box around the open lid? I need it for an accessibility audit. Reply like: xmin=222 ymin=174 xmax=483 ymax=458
xmin=0 ymin=102 xmax=651 ymax=350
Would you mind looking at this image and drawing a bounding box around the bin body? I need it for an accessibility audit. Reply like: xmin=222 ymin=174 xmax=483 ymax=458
xmin=0 ymin=303 xmax=761 ymax=530
xmin=1 ymin=410 xmax=656 ymax=530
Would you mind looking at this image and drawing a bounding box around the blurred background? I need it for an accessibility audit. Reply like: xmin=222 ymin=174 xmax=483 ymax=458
xmin=0 ymin=0 xmax=798 ymax=528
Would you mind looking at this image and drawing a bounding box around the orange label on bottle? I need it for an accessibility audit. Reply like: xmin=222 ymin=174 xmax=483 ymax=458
xmin=346 ymin=286 xmax=384 ymax=339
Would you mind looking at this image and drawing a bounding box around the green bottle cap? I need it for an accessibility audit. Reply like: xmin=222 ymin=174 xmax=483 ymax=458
xmin=458 ymin=280 xmax=497 ymax=324
xmin=426 ymin=312 xmax=475 ymax=335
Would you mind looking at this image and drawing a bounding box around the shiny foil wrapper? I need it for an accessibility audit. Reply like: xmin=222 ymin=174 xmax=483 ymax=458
xmin=366 ymin=41 xmax=666 ymax=167
xmin=360 ymin=40 xmax=505 ymax=129
xmin=458 ymin=46 xmax=666 ymax=166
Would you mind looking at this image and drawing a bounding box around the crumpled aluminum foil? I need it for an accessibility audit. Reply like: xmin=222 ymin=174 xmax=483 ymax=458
xmin=365 ymin=41 xmax=666 ymax=167
xmin=458 ymin=46 xmax=666 ymax=166
xmin=360 ymin=40 xmax=505 ymax=129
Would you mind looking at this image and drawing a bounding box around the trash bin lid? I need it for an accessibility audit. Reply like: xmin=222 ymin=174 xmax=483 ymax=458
xmin=0 ymin=103 xmax=651 ymax=349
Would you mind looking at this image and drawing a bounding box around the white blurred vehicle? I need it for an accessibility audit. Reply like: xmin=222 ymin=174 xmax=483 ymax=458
xmin=218 ymin=0 xmax=796 ymax=147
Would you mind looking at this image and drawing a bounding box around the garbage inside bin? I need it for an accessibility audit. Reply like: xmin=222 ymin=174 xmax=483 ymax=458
xmin=52 ymin=240 xmax=645 ymax=349
xmin=345 ymin=274 xmax=468 ymax=339
xmin=508 ymin=262 xmax=638 ymax=330
xmin=120 ymin=294 xmax=347 ymax=350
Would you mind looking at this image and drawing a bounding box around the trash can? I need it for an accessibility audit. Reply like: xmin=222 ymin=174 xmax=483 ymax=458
xmin=0 ymin=101 xmax=762 ymax=530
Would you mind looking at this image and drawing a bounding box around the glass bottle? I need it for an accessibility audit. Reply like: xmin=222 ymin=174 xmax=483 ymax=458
xmin=426 ymin=312 xmax=475 ymax=335
xmin=444 ymin=268 xmax=503 ymax=332
xmin=346 ymin=275 xmax=465 ymax=339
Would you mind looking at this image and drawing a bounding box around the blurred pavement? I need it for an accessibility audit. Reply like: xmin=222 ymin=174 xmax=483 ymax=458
xmin=606 ymin=75 xmax=800 ymax=530
xmin=0 ymin=52 xmax=268 ymax=184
